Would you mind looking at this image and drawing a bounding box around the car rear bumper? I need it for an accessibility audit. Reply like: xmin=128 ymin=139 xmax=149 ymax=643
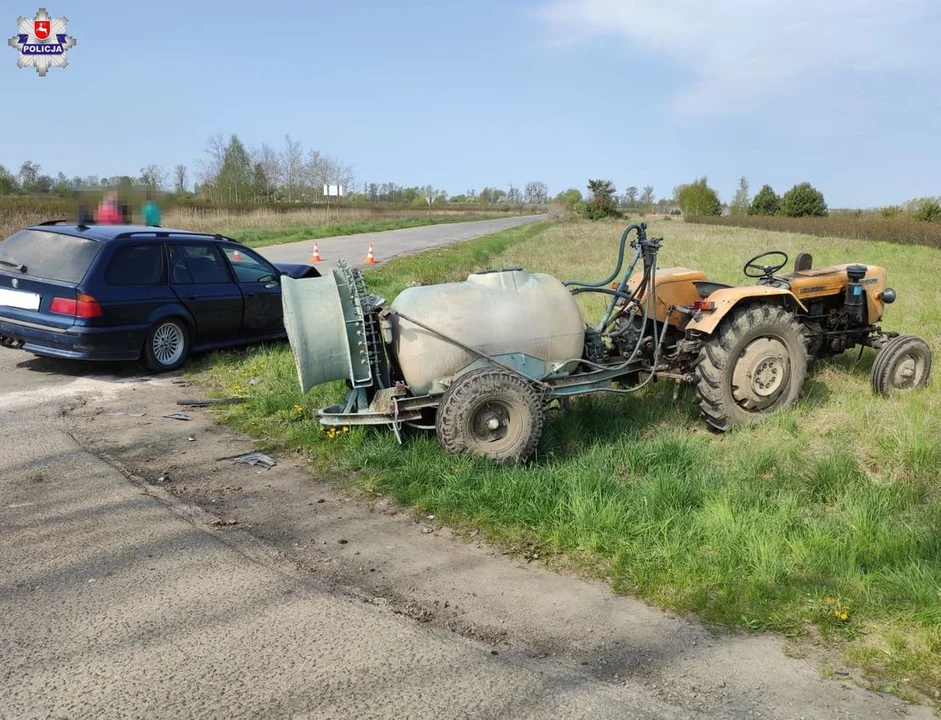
xmin=0 ymin=317 xmax=146 ymax=362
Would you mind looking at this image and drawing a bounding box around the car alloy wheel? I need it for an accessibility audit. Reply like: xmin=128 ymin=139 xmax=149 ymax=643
xmin=152 ymin=322 xmax=185 ymax=367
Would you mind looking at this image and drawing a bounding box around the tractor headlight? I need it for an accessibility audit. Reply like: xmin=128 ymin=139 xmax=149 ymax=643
xmin=880 ymin=288 xmax=897 ymax=304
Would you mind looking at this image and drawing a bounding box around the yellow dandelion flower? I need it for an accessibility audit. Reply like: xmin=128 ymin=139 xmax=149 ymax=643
xmin=840 ymin=613 xmax=848 ymax=621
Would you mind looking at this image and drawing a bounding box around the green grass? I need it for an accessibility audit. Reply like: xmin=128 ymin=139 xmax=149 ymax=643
xmin=189 ymin=218 xmax=941 ymax=703
xmin=224 ymin=214 xmax=516 ymax=248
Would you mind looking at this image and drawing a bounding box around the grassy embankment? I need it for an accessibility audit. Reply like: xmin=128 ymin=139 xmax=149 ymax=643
xmin=189 ymin=218 xmax=941 ymax=703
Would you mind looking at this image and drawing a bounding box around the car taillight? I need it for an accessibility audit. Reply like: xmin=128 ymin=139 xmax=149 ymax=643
xmin=693 ymin=300 xmax=715 ymax=311
xmin=50 ymin=293 xmax=103 ymax=318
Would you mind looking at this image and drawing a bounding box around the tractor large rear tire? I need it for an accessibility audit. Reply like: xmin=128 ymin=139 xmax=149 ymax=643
xmin=870 ymin=335 xmax=931 ymax=396
xmin=435 ymin=368 xmax=544 ymax=464
xmin=695 ymin=304 xmax=809 ymax=432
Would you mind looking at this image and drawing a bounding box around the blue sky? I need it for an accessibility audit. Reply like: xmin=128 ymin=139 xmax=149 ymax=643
xmin=1 ymin=0 xmax=939 ymax=208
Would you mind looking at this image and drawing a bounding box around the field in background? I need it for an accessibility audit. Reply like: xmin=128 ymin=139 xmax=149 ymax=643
xmin=688 ymin=212 xmax=941 ymax=249
xmin=193 ymin=218 xmax=940 ymax=702
xmin=0 ymin=195 xmax=541 ymax=244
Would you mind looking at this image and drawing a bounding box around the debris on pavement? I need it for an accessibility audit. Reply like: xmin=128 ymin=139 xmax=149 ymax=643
xmin=162 ymin=412 xmax=192 ymax=421
xmin=214 ymin=451 xmax=277 ymax=469
xmin=177 ymin=398 xmax=248 ymax=407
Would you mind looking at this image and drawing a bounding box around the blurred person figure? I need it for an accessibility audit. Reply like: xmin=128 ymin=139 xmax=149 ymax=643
xmin=77 ymin=200 xmax=94 ymax=225
xmin=97 ymin=191 xmax=122 ymax=224
xmin=142 ymin=193 xmax=162 ymax=226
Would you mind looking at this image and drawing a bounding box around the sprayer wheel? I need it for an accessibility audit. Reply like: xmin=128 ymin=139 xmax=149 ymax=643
xmin=435 ymin=368 xmax=544 ymax=464
xmin=694 ymin=304 xmax=809 ymax=432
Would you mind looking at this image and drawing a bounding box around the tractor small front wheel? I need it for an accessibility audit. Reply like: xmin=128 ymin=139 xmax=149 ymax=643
xmin=695 ymin=304 xmax=809 ymax=432
xmin=870 ymin=335 xmax=931 ymax=396
xmin=435 ymin=368 xmax=544 ymax=464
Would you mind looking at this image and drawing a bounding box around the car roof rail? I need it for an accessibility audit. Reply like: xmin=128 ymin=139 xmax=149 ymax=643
xmin=112 ymin=229 xmax=217 ymax=240
xmin=36 ymin=219 xmax=69 ymax=226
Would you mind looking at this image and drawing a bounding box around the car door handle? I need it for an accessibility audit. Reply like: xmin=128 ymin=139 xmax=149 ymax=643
xmin=184 ymin=295 xmax=198 ymax=300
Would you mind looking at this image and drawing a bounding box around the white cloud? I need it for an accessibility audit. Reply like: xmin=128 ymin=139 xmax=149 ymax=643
xmin=534 ymin=0 xmax=940 ymax=115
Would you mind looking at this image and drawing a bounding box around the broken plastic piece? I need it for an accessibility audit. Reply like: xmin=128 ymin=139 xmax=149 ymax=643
xmin=163 ymin=412 xmax=192 ymax=421
xmin=231 ymin=452 xmax=276 ymax=469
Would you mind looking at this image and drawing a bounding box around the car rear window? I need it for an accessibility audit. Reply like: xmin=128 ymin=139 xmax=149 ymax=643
xmin=0 ymin=229 xmax=102 ymax=285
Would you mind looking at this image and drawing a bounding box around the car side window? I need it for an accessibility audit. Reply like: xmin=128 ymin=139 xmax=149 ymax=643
xmin=221 ymin=246 xmax=278 ymax=284
xmin=105 ymin=243 xmax=165 ymax=286
xmin=168 ymin=244 xmax=232 ymax=285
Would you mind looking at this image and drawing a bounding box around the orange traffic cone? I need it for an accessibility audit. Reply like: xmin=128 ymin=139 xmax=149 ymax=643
xmin=310 ymin=242 xmax=322 ymax=263
xmin=365 ymin=244 xmax=376 ymax=265
xmin=232 ymin=249 xmax=242 ymax=262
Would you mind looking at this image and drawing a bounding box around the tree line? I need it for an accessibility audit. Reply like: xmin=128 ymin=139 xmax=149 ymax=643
xmin=548 ymin=174 xmax=937 ymax=224
xmin=6 ymin=149 xmax=934 ymax=221
xmin=0 ymin=134 xmax=552 ymax=210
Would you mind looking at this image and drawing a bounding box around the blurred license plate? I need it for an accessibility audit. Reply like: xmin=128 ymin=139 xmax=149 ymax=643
xmin=0 ymin=287 xmax=40 ymax=311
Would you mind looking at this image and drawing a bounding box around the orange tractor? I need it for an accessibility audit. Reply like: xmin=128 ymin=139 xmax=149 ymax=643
xmin=592 ymin=226 xmax=931 ymax=431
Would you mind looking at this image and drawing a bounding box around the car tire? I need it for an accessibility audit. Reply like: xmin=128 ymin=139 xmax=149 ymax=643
xmin=141 ymin=318 xmax=190 ymax=373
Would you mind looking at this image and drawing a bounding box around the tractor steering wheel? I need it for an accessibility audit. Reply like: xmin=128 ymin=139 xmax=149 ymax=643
xmin=743 ymin=251 xmax=789 ymax=279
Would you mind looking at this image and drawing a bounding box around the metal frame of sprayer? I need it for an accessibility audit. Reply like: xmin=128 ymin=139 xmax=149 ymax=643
xmin=316 ymin=223 xmax=674 ymax=442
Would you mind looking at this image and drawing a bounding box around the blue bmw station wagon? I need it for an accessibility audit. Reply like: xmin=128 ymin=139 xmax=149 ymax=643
xmin=0 ymin=221 xmax=321 ymax=371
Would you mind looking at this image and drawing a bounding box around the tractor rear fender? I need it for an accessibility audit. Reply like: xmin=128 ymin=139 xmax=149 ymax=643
xmin=685 ymin=286 xmax=807 ymax=335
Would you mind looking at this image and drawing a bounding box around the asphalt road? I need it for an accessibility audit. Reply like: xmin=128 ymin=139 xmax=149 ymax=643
xmin=257 ymin=214 xmax=546 ymax=268
xmin=0 ymin=356 xmax=693 ymax=719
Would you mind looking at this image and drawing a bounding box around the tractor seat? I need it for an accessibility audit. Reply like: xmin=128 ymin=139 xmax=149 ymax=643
xmin=693 ymin=280 xmax=733 ymax=299
xmin=793 ymin=252 xmax=813 ymax=272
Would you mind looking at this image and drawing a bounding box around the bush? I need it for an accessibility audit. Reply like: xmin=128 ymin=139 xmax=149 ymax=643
xmin=675 ymin=177 xmax=721 ymax=216
xmin=553 ymin=188 xmax=583 ymax=209
xmin=779 ymin=182 xmax=828 ymax=217
xmin=584 ymin=180 xmax=621 ymax=221
xmin=548 ymin=188 xmax=585 ymax=222
xmin=907 ymin=197 xmax=941 ymax=223
xmin=748 ymin=185 xmax=780 ymax=216
xmin=548 ymin=201 xmax=580 ymax=222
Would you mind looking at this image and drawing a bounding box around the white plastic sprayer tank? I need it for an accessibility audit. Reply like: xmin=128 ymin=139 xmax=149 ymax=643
xmin=388 ymin=268 xmax=586 ymax=396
